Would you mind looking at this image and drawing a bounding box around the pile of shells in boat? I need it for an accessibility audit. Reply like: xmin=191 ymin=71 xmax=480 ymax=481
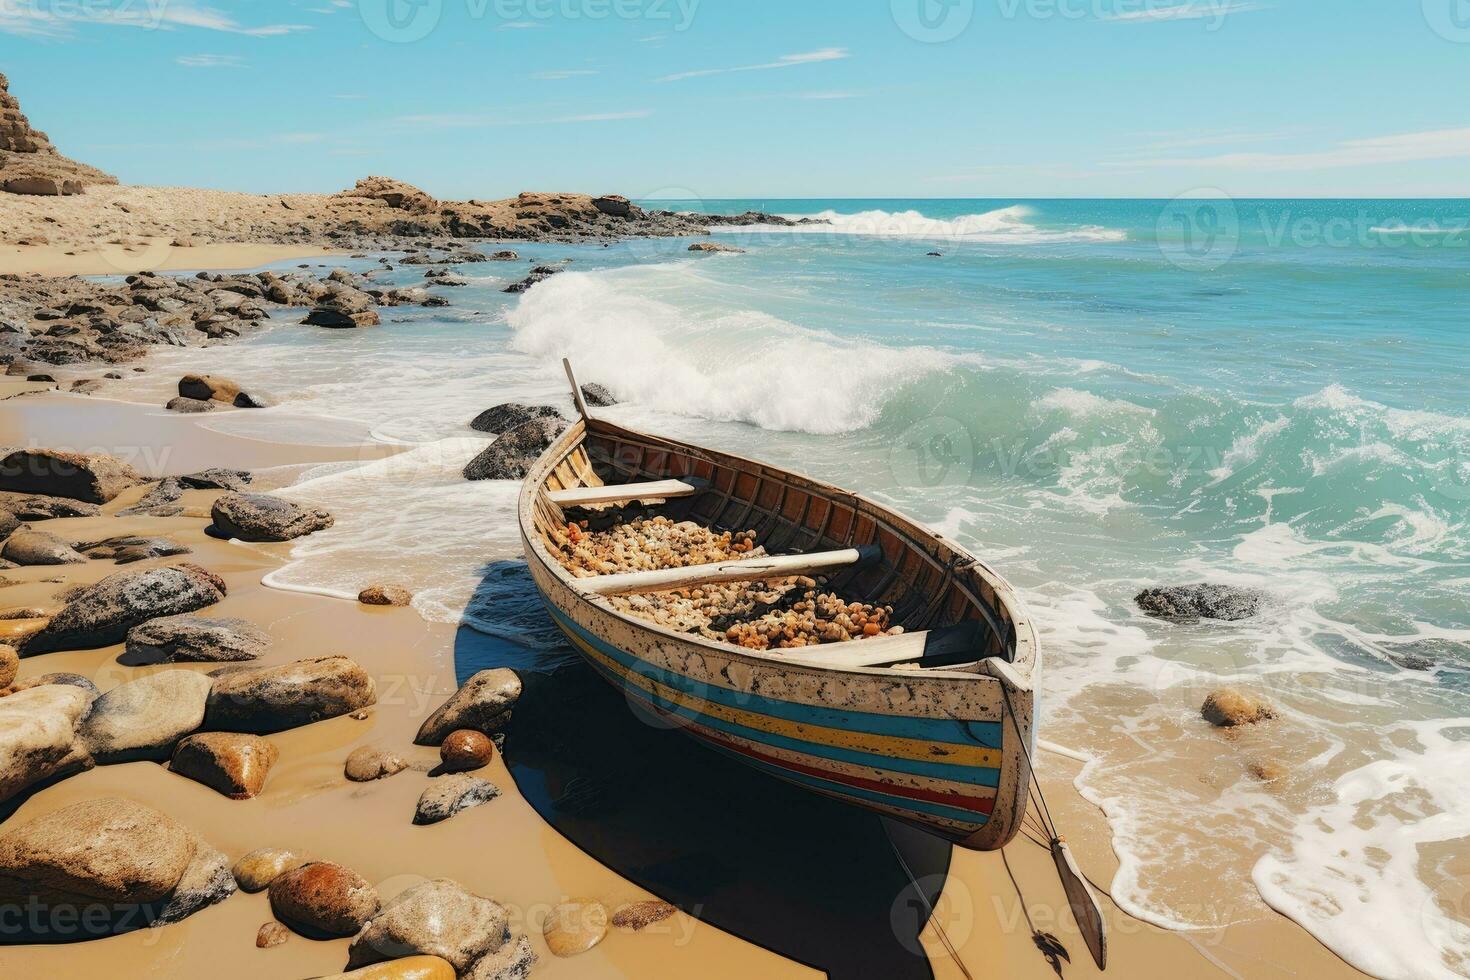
xmin=549 ymin=515 xmax=761 ymax=578
xmin=721 ymin=591 xmax=902 ymax=650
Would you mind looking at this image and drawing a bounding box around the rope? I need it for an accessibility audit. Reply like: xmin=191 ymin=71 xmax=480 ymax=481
xmin=883 ymin=832 xmax=975 ymax=980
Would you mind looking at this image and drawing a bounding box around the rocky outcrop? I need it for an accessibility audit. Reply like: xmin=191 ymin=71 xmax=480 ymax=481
xmin=469 ymin=403 xmax=563 ymax=435
xmin=0 ymin=449 xmax=140 ymax=503
xmin=345 ymin=745 xmax=409 ymax=782
xmin=1 ymin=527 xmax=84 ymax=565
xmin=125 ymin=614 xmax=267 ymax=663
xmin=1136 ymin=584 xmax=1266 ymax=622
xmin=413 ymin=774 xmax=500 ymax=825
xmin=336 ymin=176 xmax=437 ymax=214
xmin=502 ymin=265 xmax=563 ymax=294
xmin=232 ymin=847 xmax=310 ymax=893
xmin=462 ymin=418 xmax=568 ymax=482
xmin=439 ymin=730 xmax=494 ymax=772
xmin=0 ymin=685 xmax=93 ymax=803
xmin=359 ymin=585 xmax=413 ymax=607
xmin=347 ymin=879 xmax=514 ymax=973
xmin=688 ymin=241 xmax=745 ymax=253
xmin=0 ymin=71 xmax=117 ymax=195
xmin=21 ymin=563 xmax=226 ymax=654
xmin=205 ymin=656 xmax=376 ymax=733
xmin=170 ymin=731 xmax=278 ymax=799
xmin=414 ymin=669 xmax=521 ymax=746
xmin=268 ymin=861 xmax=380 ymax=938
xmin=1201 ymin=688 xmax=1275 ymax=728
xmin=592 ymin=194 xmax=632 ymax=217
xmin=209 ymin=492 xmax=334 ymax=542
xmin=579 ymin=382 xmax=617 ymax=407
xmin=79 ymin=669 xmax=213 ymax=763
xmin=0 ymin=799 xmax=231 ymax=937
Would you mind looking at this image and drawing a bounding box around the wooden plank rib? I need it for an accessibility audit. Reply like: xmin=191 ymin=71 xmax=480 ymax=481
xmin=774 ymin=622 xmax=982 ymax=669
xmin=574 ymin=546 xmax=882 ymax=597
xmin=547 ymin=478 xmax=708 ymax=507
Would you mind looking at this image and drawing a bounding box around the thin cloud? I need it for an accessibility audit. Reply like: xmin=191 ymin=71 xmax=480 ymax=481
xmin=658 ymin=47 xmax=849 ymax=83
xmin=1131 ymin=130 xmax=1291 ymax=152
xmin=1102 ymin=1 xmax=1268 ymax=22
xmin=530 ymin=69 xmax=600 ymax=80
xmin=176 ymin=54 xmax=246 ymax=68
xmin=798 ymin=90 xmax=858 ymax=100
xmin=1115 ymin=126 xmax=1470 ymax=171
xmin=0 ymin=1 xmax=310 ymax=39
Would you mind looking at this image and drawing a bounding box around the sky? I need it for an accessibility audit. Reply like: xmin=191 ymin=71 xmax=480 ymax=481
xmin=2 ymin=0 xmax=1469 ymax=199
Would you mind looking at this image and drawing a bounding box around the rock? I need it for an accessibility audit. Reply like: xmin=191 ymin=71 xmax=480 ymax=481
xmin=171 ymin=731 xmax=278 ymax=799
xmin=1136 ymin=583 xmax=1266 ymax=622
xmin=9 ymin=672 xmax=99 ymax=702
xmin=0 ymin=799 xmax=228 ymax=935
xmin=488 ymin=250 xmax=519 ymax=261
xmin=464 ymin=934 xmax=537 ymax=980
xmin=0 ymin=685 xmax=93 ymax=802
xmin=414 ymin=669 xmax=521 ymax=746
xmin=1248 ymin=759 xmax=1288 ymax=783
xmin=687 ymin=241 xmax=744 ymax=253
xmin=205 ymin=656 xmax=376 ymax=733
xmin=0 ymin=492 xmax=101 ymax=520
xmin=359 ymin=585 xmax=413 ymax=607
xmin=579 ymin=382 xmax=617 ymax=407
xmin=80 ymin=669 xmax=213 ymax=763
xmin=337 ymin=176 xmax=437 ymax=214
xmin=304 ymin=308 xmax=381 ymax=328
xmin=75 ymin=534 xmax=190 ymax=564
xmin=927 ymin=250 xmax=943 ymax=257
xmin=1201 ymin=688 xmax=1275 ymax=728
xmin=612 ymin=900 xmax=677 ymax=930
xmin=347 ymin=878 xmax=511 ymax=972
xmin=319 ymin=957 xmax=458 ymax=980
xmin=0 ymin=448 xmax=140 ymax=503
xmin=210 ymin=492 xmax=334 ymax=542
xmin=177 ymin=468 xmax=252 ymax=491
xmin=468 ymin=403 xmax=562 ymax=435
xmin=268 ymin=861 xmax=380 ymax=938
xmin=439 ymin=729 xmax=494 ymax=772
xmin=543 ymin=900 xmax=608 ymax=957
xmin=592 ymin=194 xmax=632 ymax=217
xmin=21 ymin=563 xmax=227 ymax=654
xmin=257 ymin=920 xmax=290 ymax=947
xmin=1 ymin=527 xmax=84 ymax=565
xmin=345 ymin=745 xmax=408 ymax=782
xmin=177 ymin=373 xmax=244 ymax=403
xmin=413 ymin=774 xmax=500 ymax=825
xmin=0 ymin=509 xmax=17 ymax=540
xmin=117 ymin=476 xmax=185 ymax=516
xmin=502 ymin=266 xmax=562 ymax=293
xmin=232 ymin=847 xmax=310 ymax=893
xmin=462 ymin=417 xmax=568 ymax=482
xmin=165 ymin=396 xmax=216 ymax=413
xmin=0 ymin=643 xmax=15 ymax=688
xmin=125 ymin=614 xmax=267 ymax=663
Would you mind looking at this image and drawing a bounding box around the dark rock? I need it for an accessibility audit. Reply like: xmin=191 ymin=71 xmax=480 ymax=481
xmin=1136 ymin=583 xmax=1266 ymax=622
xmin=502 ymin=266 xmax=562 ymax=293
xmin=268 ymin=861 xmax=380 ymax=938
xmin=415 ymin=669 xmax=521 ymax=746
xmin=462 ymin=418 xmax=568 ymax=482
xmin=592 ymin=194 xmax=632 ymax=218
xmin=303 ymin=308 xmax=380 ymax=328
xmin=75 ymin=534 xmax=190 ymax=564
xmin=177 ymin=468 xmax=252 ymax=491
xmin=125 ymin=614 xmax=267 ymax=663
xmin=0 ymin=448 xmax=140 ymax=503
xmin=170 ymin=731 xmax=278 ymax=799
xmin=210 ymin=492 xmax=334 ymax=542
xmin=579 ymin=382 xmax=617 ymax=407
xmin=117 ymin=477 xmax=185 ymax=517
xmin=468 ymin=403 xmax=562 ymax=435
xmin=177 ymin=373 xmax=243 ymax=403
xmin=204 ymin=656 xmax=376 ymax=733
xmin=22 ymin=563 xmax=227 ymax=654
xmin=413 ymin=774 xmax=500 ymax=825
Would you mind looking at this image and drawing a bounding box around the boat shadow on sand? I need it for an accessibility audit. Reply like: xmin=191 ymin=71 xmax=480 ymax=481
xmin=455 ymin=560 xmax=953 ymax=980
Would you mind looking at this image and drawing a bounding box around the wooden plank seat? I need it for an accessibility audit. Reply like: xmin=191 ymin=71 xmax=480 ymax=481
xmin=547 ymin=478 xmax=708 ymax=508
xmin=776 ymin=621 xmax=983 ymax=670
xmin=574 ymin=545 xmax=882 ymax=597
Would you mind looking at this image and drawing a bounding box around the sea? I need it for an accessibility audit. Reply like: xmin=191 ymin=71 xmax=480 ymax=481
xmin=120 ymin=198 xmax=1470 ymax=979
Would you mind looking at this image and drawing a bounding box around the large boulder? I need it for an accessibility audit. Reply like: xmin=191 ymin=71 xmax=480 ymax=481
xmin=210 ymin=492 xmax=334 ymax=542
xmin=205 ymin=656 xmax=376 ymax=733
xmin=0 ymin=492 xmax=101 ymax=520
xmin=303 ymin=308 xmax=381 ymax=328
xmin=177 ymin=373 xmax=241 ymax=403
xmin=21 ymin=563 xmax=227 ymax=654
xmin=1 ymin=527 xmax=85 ymax=565
xmin=170 ymin=731 xmax=278 ymax=799
xmin=177 ymin=468 xmax=252 ymax=491
xmin=462 ymin=418 xmax=568 ymax=482
xmin=0 ymin=685 xmax=93 ymax=803
xmin=269 ymin=861 xmax=380 ymax=938
xmin=337 ymin=176 xmax=437 ymax=214
xmin=1136 ymin=583 xmax=1266 ymax=622
xmin=79 ymin=669 xmax=213 ymax=763
xmin=413 ymin=774 xmax=500 ymax=825
xmin=592 ymin=194 xmax=632 ymax=217
xmin=468 ymin=403 xmax=562 ymax=435
xmin=0 ymin=449 xmax=140 ymax=503
xmin=580 ymin=382 xmax=617 ymax=407
xmin=117 ymin=477 xmax=185 ymax=517
xmin=414 ymin=669 xmax=521 ymax=746
xmin=0 ymin=799 xmax=231 ymax=936
xmin=347 ymin=879 xmax=512 ymax=972
xmin=125 ymin=615 xmax=267 ymax=663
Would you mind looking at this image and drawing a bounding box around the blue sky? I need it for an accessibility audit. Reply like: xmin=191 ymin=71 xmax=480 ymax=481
xmin=2 ymin=0 xmax=1469 ymax=198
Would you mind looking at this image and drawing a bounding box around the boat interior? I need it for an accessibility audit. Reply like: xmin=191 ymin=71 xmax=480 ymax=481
xmin=530 ymin=419 xmax=1029 ymax=674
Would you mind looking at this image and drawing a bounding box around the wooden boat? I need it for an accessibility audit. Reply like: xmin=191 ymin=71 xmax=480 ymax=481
xmin=518 ymin=369 xmax=1040 ymax=852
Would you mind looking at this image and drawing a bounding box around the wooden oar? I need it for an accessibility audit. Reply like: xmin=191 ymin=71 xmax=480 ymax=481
xmin=574 ymin=545 xmax=881 ymax=597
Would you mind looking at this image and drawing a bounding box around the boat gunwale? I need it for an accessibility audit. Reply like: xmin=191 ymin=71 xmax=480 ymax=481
xmin=517 ymin=416 xmax=1039 ymax=687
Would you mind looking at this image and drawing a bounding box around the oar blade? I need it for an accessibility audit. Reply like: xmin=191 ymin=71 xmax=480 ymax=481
xmin=1051 ymin=837 xmax=1107 ymax=970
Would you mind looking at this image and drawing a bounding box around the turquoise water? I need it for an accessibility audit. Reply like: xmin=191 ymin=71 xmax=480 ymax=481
xmin=128 ymin=199 xmax=1470 ymax=978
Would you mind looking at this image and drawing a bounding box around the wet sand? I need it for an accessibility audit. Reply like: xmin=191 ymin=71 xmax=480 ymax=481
xmin=0 ymin=239 xmax=344 ymax=277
